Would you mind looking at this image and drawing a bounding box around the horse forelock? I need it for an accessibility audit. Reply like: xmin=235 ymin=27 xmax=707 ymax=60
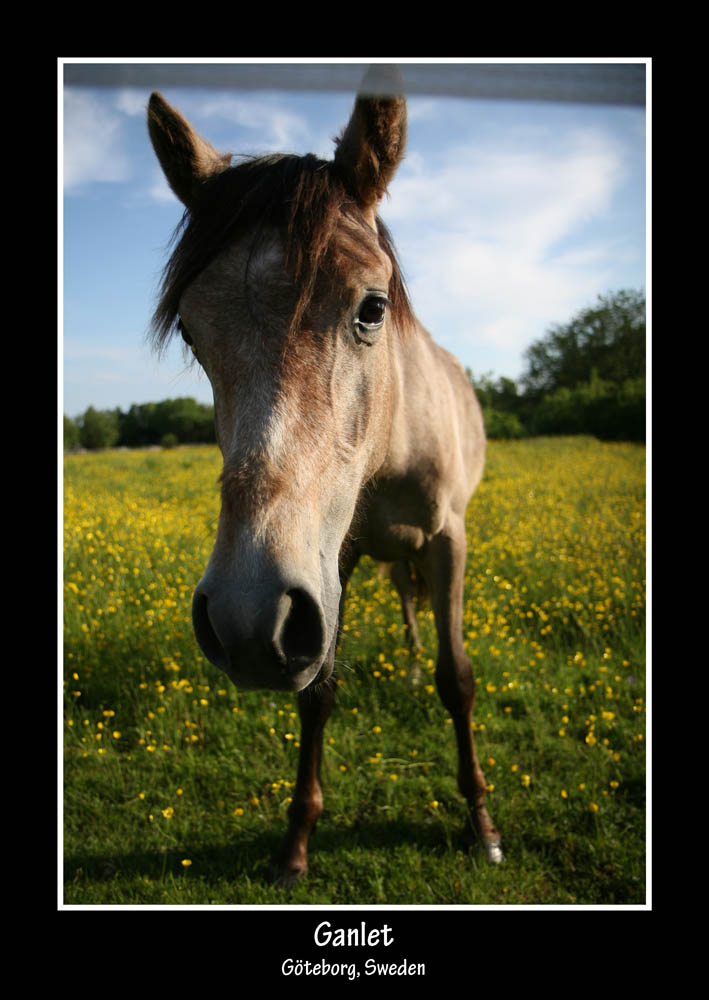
xmin=150 ymin=153 xmax=414 ymax=354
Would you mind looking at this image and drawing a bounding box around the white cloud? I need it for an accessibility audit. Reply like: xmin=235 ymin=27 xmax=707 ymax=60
xmin=115 ymin=88 xmax=148 ymax=117
xmin=63 ymin=91 xmax=132 ymax=191
xmin=147 ymin=166 xmax=179 ymax=204
xmin=194 ymin=95 xmax=310 ymax=153
xmin=141 ymin=94 xmax=317 ymax=204
xmin=382 ymin=124 xmax=625 ymax=360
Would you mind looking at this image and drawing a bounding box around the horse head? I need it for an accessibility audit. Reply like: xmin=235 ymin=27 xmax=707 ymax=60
xmin=148 ymin=69 xmax=410 ymax=693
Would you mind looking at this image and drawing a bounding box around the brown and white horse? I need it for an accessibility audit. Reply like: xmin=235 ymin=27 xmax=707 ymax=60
xmin=148 ymin=68 xmax=502 ymax=879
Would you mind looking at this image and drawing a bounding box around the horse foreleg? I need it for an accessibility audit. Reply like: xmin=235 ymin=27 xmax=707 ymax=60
xmin=421 ymin=517 xmax=503 ymax=864
xmin=270 ymin=553 xmax=357 ymax=883
xmin=270 ymin=679 xmax=336 ymax=882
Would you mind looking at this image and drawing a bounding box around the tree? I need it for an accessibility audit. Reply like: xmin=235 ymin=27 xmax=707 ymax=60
xmin=116 ymin=398 xmax=216 ymax=446
xmin=64 ymin=415 xmax=80 ymax=451
xmin=117 ymin=402 xmax=158 ymax=447
xmin=464 ymin=289 xmax=646 ymax=441
xmin=153 ymin=397 xmax=215 ymax=443
xmin=520 ymin=289 xmax=645 ymax=399
xmin=79 ymin=406 xmax=120 ymax=450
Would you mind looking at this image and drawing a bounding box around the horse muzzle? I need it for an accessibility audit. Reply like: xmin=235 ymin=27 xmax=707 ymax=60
xmin=191 ymin=574 xmax=335 ymax=691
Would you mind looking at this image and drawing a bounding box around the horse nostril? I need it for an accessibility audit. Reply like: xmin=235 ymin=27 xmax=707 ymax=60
xmin=192 ymin=582 xmax=326 ymax=683
xmin=280 ymin=588 xmax=325 ymax=672
xmin=192 ymin=591 xmax=227 ymax=671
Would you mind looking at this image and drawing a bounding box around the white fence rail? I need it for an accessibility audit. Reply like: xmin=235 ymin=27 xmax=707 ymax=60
xmin=62 ymin=62 xmax=646 ymax=106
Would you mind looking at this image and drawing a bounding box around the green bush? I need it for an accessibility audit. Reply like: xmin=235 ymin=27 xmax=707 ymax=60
xmin=482 ymin=407 xmax=525 ymax=439
xmin=530 ymin=376 xmax=645 ymax=441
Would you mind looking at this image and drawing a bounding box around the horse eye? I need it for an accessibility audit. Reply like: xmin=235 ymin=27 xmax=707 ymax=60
xmin=178 ymin=319 xmax=193 ymax=347
xmin=356 ymin=295 xmax=388 ymax=330
xmin=178 ymin=318 xmax=201 ymax=363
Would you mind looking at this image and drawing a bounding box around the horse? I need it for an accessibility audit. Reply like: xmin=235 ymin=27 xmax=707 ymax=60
xmin=147 ymin=67 xmax=503 ymax=880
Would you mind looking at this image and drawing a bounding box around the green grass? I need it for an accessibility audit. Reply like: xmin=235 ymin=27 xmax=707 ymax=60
xmin=63 ymin=437 xmax=646 ymax=906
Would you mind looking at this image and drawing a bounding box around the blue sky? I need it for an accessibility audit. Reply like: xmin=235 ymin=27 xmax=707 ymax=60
xmin=61 ymin=61 xmax=647 ymax=419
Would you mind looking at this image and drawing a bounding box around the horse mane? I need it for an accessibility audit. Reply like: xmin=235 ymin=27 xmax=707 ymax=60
xmin=150 ymin=152 xmax=414 ymax=352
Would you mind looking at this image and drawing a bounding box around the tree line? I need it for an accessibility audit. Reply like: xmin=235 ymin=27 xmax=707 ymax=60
xmin=64 ymin=289 xmax=645 ymax=450
xmin=468 ymin=288 xmax=645 ymax=441
xmin=64 ymin=396 xmax=216 ymax=451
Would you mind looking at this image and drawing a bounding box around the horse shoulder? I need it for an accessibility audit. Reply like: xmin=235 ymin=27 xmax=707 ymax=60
xmin=357 ymin=323 xmax=484 ymax=560
xmin=389 ymin=323 xmax=484 ymax=497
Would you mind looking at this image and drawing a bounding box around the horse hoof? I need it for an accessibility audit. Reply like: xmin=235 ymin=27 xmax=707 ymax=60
xmin=485 ymin=841 xmax=504 ymax=865
xmin=267 ymin=861 xmax=307 ymax=887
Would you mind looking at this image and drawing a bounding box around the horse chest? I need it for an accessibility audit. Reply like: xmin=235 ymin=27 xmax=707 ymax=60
xmin=354 ymin=475 xmax=445 ymax=562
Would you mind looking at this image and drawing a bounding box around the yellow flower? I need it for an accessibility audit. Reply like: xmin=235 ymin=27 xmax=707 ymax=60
xmin=561 ymin=789 xmax=568 ymax=798
xmin=181 ymin=859 xmax=192 ymax=867
xmin=521 ymin=774 xmax=531 ymax=787
xmin=589 ymin=802 xmax=599 ymax=813
xmin=162 ymin=806 xmax=174 ymax=819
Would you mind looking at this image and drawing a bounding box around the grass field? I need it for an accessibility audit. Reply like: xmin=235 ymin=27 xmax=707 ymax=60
xmin=62 ymin=436 xmax=646 ymax=906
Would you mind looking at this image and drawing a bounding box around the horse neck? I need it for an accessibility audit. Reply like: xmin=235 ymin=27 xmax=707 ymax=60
xmin=378 ymin=316 xmax=433 ymax=473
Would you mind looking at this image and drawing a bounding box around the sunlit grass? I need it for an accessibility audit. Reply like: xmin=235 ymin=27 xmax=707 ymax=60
xmin=63 ymin=438 xmax=646 ymax=905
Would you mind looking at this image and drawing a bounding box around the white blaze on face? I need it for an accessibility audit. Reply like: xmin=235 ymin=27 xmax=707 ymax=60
xmin=181 ymin=235 xmax=294 ymax=474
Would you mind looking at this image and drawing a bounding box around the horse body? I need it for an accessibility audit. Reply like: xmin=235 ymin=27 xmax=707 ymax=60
xmin=148 ymin=68 xmax=502 ymax=879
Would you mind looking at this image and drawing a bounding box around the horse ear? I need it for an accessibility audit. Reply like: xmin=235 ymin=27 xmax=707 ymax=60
xmin=333 ymin=65 xmax=407 ymax=213
xmin=147 ymin=91 xmax=232 ymax=206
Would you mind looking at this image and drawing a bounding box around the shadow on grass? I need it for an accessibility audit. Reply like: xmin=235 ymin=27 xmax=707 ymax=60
xmin=63 ymin=814 xmax=481 ymax=898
